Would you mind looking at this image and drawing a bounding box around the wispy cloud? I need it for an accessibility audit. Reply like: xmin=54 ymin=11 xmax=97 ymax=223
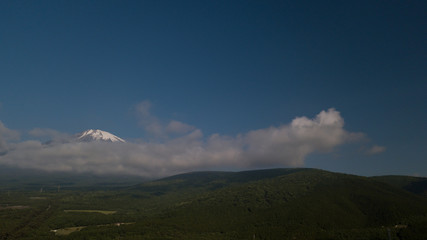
xmin=0 ymin=105 xmax=365 ymax=178
xmin=29 ymin=128 xmax=71 ymax=141
xmin=166 ymin=120 xmax=196 ymax=135
xmin=365 ymin=145 xmax=386 ymax=155
xmin=0 ymin=122 xmax=20 ymax=153
xmin=135 ymin=100 xmax=163 ymax=136
xmin=135 ymin=100 xmax=196 ymax=138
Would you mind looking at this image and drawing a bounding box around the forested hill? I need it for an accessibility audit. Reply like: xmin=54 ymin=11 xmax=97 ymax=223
xmin=130 ymin=168 xmax=427 ymax=239
xmin=1 ymin=168 xmax=427 ymax=239
xmin=372 ymin=175 xmax=427 ymax=197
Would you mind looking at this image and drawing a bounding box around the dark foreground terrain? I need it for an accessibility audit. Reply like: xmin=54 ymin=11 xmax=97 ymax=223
xmin=0 ymin=168 xmax=426 ymax=240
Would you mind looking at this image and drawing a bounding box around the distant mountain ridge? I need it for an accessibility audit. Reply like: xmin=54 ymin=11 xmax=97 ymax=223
xmin=75 ymin=129 xmax=126 ymax=143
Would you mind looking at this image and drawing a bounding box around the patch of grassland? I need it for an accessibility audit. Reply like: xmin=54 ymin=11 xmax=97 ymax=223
xmin=30 ymin=197 xmax=47 ymax=200
xmin=64 ymin=210 xmax=116 ymax=215
xmin=52 ymin=226 xmax=86 ymax=235
xmin=52 ymin=223 xmax=135 ymax=236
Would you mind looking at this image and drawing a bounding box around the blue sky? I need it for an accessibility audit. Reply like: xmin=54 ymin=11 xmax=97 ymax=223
xmin=0 ymin=0 xmax=426 ymax=177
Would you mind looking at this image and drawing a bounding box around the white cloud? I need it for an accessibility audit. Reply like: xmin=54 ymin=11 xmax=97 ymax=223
xmin=0 ymin=108 xmax=366 ymax=178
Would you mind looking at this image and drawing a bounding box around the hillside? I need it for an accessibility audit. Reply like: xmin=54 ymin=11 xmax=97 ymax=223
xmin=1 ymin=168 xmax=427 ymax=239
xmin=130 ymin=169 xmax=427 ymax=239
xmin=372 ymin=175 xmax=427 ymax=197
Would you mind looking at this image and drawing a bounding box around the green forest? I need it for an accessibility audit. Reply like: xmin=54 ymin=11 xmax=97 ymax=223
xmin=0 ymin=168 xmax=426 ymax=240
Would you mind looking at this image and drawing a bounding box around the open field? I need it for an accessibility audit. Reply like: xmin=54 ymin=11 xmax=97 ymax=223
xmin=52 ymin=222 xmax=135 ymax=236
xmin=30 ymin=197 xmax=47 ymax=200
xmin=64 ymin=210 xmax=117 ymax=215
xmin=51 ymin=226 xmax=86 ymax=236
xmin=0 ymin=205 xmax=30 ymax=210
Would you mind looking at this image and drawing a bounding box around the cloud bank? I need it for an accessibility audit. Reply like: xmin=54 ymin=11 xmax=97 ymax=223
xmin=0 ymin=106 xmax=363 ymax=178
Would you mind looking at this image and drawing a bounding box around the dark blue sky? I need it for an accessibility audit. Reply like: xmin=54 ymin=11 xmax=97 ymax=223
xmin=0 ymin=0 xmax=426 ymax=176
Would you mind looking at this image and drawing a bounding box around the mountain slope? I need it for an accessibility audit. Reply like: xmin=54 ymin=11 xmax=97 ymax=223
xmin=132 ymin=168 xmax=427 ymax=239
xmin=75 ymin=129 xmax=126 ymax=143
xmin=372 ymin=175 xmax=427 ymax=197
xmin=136 ymin=168 xmax=306 ymax=193
xmin=1 ymin=168 xmax=427 ymax=239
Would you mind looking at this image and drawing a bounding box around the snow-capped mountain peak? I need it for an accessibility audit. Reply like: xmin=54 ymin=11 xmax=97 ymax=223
xmin=76 ymin=129 xmax=126 ymax=143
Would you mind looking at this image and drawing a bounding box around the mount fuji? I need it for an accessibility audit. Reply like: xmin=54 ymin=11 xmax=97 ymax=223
xmin=75 ymin=129 xmax=126 ymax=143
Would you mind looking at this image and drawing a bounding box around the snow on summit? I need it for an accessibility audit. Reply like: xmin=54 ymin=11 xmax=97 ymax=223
xmin=76 ymin=129 xmax=126 ymax=143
